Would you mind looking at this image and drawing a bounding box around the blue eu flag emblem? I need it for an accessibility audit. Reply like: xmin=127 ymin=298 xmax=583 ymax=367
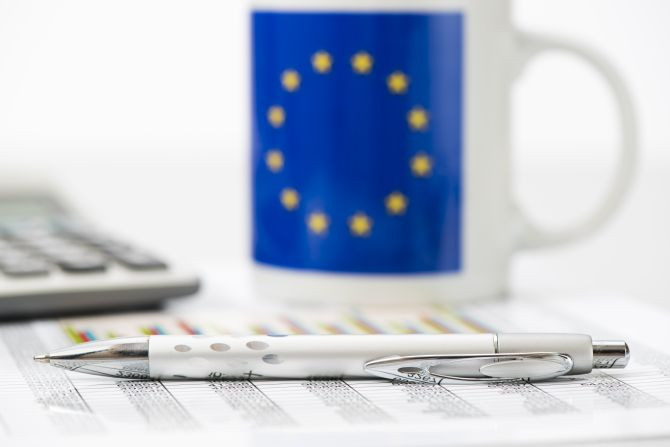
xmin=252 ymin=12 xmax=463 ymax=274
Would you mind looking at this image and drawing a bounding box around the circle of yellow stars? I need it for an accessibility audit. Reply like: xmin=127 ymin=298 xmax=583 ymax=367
xmin=265 ymin=49 xmax=434 ymax=238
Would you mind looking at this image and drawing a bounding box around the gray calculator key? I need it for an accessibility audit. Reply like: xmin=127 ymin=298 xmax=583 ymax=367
xmin=0 ymin=249 xmax=33 ymax=264
xmin=56 ymin=254 xmax=107 ymax=273
xmin=109 ymin=250 xmax=167 ymax=270
xmin=0 ymin=259 xmax=50 ymax=276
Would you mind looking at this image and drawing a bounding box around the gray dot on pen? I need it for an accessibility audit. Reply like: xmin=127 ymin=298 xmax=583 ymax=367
xmin=174 ymin=344 xmax=191 ymax=352
xmin=262 ymin=354 xmax=282 ymax=365
xmin=210 ymin=343 xmax=231 ymax=352
xmin=246 ymin=341 xmax=269 ymax=350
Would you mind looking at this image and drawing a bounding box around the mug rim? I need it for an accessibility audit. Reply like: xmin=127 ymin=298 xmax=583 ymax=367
xmin=251 ymin=0 xmax=506 ymax=12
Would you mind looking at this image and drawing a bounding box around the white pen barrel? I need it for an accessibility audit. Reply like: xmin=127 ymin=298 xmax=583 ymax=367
xmin=148 ymin=334 xmax=496 ymax=379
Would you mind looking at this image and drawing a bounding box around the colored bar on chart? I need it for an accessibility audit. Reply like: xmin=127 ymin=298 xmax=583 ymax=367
xmin=63 ymin=325 xmax=84 ymax=344
xmin=348 ymin=315 xmax=384 ymax=334
xmin=78 ymin=331 xmax=90 ymax=342
xmin=177 ymin=320 xmax=202 ymax=335
xmin=434 ymin=305 xmax=493 ymax=333
xmin=281 ymin=317 xmax=312 ymax=335
xmin=319 ymin=322 xmax=348 ymax=335
xmin=84 ymin=330 xmax=97 ymax=341
xmin=389 ymin=321 xmax=421 ymax=334
xmin=419 ymin=315 xmax=452 ymax=333
xmin=250 ymin=323 xmax=283 ymax=336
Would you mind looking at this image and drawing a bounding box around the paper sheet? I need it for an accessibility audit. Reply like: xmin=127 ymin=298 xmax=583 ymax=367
xmin=1 ymin=294 xmax=670 ymax=445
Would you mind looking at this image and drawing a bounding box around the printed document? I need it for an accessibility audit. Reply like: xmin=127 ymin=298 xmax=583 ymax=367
xmin=1 ymin=292 xmax=670 ymax=445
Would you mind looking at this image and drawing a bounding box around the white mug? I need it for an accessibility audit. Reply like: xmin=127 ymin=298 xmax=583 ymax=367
xmin=250 ymin=0 xmax=637 ymax=302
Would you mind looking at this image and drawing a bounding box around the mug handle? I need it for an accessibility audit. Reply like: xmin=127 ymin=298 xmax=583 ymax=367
xmin=513 ymin=32 xmax=638 ymax=249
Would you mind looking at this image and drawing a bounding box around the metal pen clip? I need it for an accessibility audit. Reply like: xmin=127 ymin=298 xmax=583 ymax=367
xmin=364 ymin=352 xmax=574 ymax=384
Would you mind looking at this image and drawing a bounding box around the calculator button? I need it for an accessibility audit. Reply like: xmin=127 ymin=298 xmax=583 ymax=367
xmin=41 ymin=246 xmax=91 ymax=259
xmin=0 ymin=259 xmax=50 ymax=276
xmin=4 ymin=226 xmax=53 ymax=241
xmin=79 ymin=235 xmax=130 ymax=252
xmin=109 ymin=250 xmax=167 ymax=270
xmin=0 ymin=249 xmax=32 ymax=263
xmin=55 ymin=254 xmax=107 ymax=272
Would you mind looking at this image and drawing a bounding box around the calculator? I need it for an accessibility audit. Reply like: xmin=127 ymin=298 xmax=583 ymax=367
xmin=0 ymin=193 xmax=200 ymax=317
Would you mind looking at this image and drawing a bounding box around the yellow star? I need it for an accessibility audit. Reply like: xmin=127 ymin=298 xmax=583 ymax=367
xmin=385 ymin=192 xmax=408 ymax=215
xmin=351 ymin=51 xmax=373 ymax=74
xmin=280 ymin=188 xmax=300 ymax=210
xmin=265 ymin=149 xmax=284 ymax=172
xmin=410 ymin=153 xmax=433 ymax=177
xmin=307 ymin=212 xmax=329 ymax=235
xmin=348 ymin=212 xmax=373 ymax=237
xmin=281 ymin=69 xmax=301 ymax=92
xmin=311 ymin=51 xmax=333 ymax=74
xmin=407 ymin=106 xmax=429 ymax=131
xmin=267 ymin=105 xmax=285 ymax=128
xmin=387 ymin=71 xmax=409 ymax=94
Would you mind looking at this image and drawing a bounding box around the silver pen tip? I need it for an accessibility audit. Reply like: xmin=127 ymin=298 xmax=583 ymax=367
xmin=33 ymin=354 xmax=50 ymax=364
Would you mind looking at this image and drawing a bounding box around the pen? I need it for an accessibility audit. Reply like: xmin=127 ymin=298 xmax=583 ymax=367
xmin=33 ymin=333 xmax=629 ymax=383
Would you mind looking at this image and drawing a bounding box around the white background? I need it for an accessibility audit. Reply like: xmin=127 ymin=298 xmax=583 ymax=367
xmin=0 ymin=0 xmax=668 ymax=303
